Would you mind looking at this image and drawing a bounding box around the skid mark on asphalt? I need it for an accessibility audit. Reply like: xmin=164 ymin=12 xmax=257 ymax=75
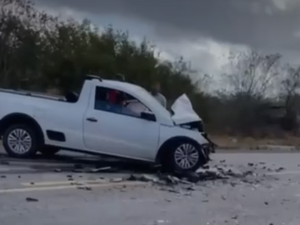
xmin=0 ymin=181 xmax=146 ymax=193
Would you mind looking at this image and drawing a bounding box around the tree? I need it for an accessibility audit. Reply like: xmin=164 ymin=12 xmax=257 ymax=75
xmin=0 ymin=0 xmax=54 ymax=89
xmin=220 ymin=50 xmax=281 ymax=135
xmin=281 ymin=65 xmax=300 ymax=107
xmin=2 ymin=0 xmax=296 ymax=136
xmin=225 ymin=49 xmax=281 ymax=98
xmin=0 ymin=0 xmax=200 ymax=99
xmin=279 ymin=65 xmax=300 ymax=131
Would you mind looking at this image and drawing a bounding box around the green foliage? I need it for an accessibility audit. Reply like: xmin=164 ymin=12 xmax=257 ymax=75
xmin=0 ymin=0 xmax=199 ymax=95
xmin=1 ymin=0 xmax=298 ymax=136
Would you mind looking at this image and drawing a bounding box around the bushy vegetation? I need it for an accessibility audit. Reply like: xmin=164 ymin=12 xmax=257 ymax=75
xmin=1 ymin=0 xmax=300 ymax=137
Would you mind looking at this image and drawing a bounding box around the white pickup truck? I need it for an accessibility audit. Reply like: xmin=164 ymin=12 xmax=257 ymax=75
xmin=0 ymin=75 xmax=212 ymax=172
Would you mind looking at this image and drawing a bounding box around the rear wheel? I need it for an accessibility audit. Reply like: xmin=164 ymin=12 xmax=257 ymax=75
xmin=2 ymin=124 xmax=41 ymax=158
xmin=162 ymin=140 xmax=207 ymax=172
xmin=39 ymin=146 xmax=60 ymax=157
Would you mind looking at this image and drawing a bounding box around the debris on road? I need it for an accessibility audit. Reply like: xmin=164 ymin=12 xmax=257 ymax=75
xmin=77 ymin=186 xmax=92 ymax=191
xmin=89 ymin=167 xmax=113 ymax=173
xmin=126 ymin=174 xmax=160 ymax=183
xmin=0 ymin=151 xmax=279 ymax=195
xmin=231 ymin=215 xmax=238 ymax=220
xmin=26 ymin=197 xmax=38 ymax=202
xmin=73 ymin=166 xmax=119 ymax=173
xmin=153 ymin=219 xmax=170 ymax=224
xmin=111 ymin=178 xmax=123 ymax=183
xmin=275 ymin=167 xmax=285 ymax=172
xmin=0 ymin=160 xmax=9 ymax=165
xmin=89 ymin=162 xmax=273 ymax=195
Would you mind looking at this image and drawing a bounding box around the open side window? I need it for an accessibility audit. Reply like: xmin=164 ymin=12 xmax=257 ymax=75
xmin=94 ymin=86 xmax=153 ymax=119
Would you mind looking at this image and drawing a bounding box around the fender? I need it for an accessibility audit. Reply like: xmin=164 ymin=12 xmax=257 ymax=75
xmin=0 ymin=113 xmax=44 ymax=141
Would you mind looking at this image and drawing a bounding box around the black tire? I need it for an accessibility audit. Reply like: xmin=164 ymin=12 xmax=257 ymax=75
xmin=162 ymin=139 xmax=207 ymax=173
xmin=39 ymin=146 xmax=60 ymax=157
xmin=2 ymin=124 xmax=41 ymax=158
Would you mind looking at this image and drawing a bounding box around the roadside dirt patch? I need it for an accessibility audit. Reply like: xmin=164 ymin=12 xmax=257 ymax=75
xmin=212 ymin=135 xmax=300 ymax=150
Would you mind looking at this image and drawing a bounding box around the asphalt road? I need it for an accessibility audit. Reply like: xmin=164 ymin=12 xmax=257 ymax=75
xmin=1 ymin=149 xmax=300 ymax=225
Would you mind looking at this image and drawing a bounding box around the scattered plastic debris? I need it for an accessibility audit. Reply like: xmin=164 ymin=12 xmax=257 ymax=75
xmin=77 ymin=186 xmax=92 ymax=191
xmin=26 ymin=197 xmax=38 ymax=202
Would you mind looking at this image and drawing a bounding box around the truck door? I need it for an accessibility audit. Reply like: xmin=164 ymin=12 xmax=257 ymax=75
xmin=83 ymin=86 xmax=160 ymax=161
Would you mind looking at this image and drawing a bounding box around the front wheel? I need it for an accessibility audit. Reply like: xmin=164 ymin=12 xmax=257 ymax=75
xmin=2 ymin=124 xmax=40 ymax=158
xmin=163 ymin=140 xmax=207 ymax=172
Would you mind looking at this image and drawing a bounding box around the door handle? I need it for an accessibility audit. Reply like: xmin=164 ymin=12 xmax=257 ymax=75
xmin=86 ymin=117 xmax=98 ymax=122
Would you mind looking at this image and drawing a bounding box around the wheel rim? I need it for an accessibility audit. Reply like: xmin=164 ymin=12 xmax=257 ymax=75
xmin=7 ymin=129 xmax=32 ymax=154
xmin=174 ymin=143 xmax=199 ymax=169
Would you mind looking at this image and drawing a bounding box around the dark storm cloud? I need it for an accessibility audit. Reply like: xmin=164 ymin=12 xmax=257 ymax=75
xmin=34 ymin=0 xmax=300 ymax=51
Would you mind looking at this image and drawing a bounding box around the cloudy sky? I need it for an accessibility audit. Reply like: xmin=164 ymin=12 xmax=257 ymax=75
xmin=33 ymin=0 xmax=300 ymax=80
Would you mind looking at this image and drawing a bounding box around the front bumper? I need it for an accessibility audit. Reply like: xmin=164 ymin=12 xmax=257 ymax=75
xmin=201 ymin=132 xmax=217 ymax=155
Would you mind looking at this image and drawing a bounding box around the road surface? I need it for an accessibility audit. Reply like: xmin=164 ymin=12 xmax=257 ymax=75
xmin=1 ymin=149 xmax=300 ymax=225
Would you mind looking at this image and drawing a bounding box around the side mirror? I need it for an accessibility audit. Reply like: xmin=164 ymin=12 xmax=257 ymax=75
xmin=140 ymin=111 xmax=156 ymax=122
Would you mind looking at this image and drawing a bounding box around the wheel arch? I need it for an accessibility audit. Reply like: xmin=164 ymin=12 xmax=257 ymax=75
xmin=155 ymin=136 xmax=201 ymax=164
xmin=0 ymin=113 xmax=44 ymax=143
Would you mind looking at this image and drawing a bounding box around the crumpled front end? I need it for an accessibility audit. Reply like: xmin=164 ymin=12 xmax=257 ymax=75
xmin=171 ymin=94 xmax=201 ymax=125
xmin=171 ymin=94 xmax=217 ymax=157
xmin=180 ymin=120 xmax=217 ymax=158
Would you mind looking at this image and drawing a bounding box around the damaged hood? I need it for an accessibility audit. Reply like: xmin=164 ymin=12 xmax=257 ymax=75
xmin=171 ymin=94 xmax=202 ymax=125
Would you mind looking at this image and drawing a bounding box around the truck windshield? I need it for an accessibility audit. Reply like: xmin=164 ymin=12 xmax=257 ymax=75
xmin=134 ymin=86 xmax=172 ymax=116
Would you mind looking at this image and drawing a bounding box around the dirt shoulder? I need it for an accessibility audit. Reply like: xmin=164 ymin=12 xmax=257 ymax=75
xmin=211 ymin=135 xmax=300 ymax=150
